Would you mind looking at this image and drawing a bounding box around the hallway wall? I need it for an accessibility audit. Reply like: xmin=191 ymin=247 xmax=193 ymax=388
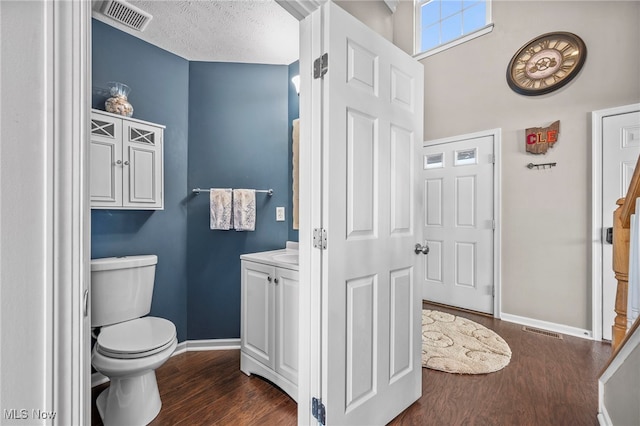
xmin=410 ymin=0 xmax=640 ymax=330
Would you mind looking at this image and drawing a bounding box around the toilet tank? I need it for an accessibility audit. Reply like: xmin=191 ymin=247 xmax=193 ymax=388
xmin=91 ymin=255 xmax=157 ymax=327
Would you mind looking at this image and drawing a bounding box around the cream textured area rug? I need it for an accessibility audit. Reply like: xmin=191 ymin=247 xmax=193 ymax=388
xmin=422 ymin=310 xmax=511 ymax=374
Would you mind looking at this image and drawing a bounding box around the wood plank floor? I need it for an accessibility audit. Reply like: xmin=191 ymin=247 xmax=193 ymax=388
xmin=92 ymin=303 xmax=611 ymax=425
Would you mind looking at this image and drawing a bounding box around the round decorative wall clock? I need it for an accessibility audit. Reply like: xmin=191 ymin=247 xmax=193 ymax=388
xmin=506 ymin=31 xmax=586 ymax=96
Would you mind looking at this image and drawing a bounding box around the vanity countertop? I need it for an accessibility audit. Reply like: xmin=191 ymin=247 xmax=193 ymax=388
xmin=240 ymin=241 xmax=299 ymax=270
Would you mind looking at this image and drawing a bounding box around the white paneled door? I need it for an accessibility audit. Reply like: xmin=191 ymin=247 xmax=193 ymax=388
xmin=313 ymin=2 xmax=424 ymax=425
xmin=601 ymin=110 xmax=640 ymax=341
xmin=422 ymin=135 xmax=495 ymax=314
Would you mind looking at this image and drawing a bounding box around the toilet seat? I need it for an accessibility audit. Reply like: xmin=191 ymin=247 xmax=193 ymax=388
xmin=97 ymin=317 xmax=176 ymax=359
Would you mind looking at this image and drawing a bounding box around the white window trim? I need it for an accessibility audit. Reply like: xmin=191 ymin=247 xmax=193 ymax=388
xmin=414 ymin=24 xmax=494 ymax=60
xmin=414 ymin=0 xmax=493 ymax=60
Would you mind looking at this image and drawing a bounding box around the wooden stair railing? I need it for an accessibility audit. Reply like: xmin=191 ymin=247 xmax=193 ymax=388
xmin=611 ymin=155 xmax=640 ymax=350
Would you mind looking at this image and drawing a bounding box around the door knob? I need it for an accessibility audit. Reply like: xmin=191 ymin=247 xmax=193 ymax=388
xmin=414 ymin=243 xmax=429 ymax=255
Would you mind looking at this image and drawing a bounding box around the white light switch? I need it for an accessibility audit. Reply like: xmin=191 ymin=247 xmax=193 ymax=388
xmin=276 ymin=207 xmax=285 ymax=221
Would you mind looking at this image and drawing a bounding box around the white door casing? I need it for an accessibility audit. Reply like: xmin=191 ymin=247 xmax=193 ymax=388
xmin=0 ymin=0 xmax=91 ymax=423
xmin=593 ymin=105 xmax=640 ymax=341
xmin=422 ymin=132 xmax=499 ymax=315
xmin=305 ymin=3 xmax=425 ymax=424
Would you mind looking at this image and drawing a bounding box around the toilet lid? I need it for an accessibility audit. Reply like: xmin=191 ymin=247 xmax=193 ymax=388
xmin=97 ymin=317 xmax=176 ymax=359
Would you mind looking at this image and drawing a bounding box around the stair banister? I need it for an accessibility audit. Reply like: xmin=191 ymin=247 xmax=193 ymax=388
xmin=611 ymin=154 xmax=640 ymax=350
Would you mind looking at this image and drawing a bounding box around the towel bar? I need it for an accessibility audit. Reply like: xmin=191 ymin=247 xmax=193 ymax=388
xmin=192 ymin=188 xmax=273 ymax=196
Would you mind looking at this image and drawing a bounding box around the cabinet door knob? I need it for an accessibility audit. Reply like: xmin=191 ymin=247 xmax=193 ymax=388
xmin=116 ymin=160 xmax=122 ymax=165
xmin=267 ymin=276 xmax=272 ymax=282
xmin=274 ymin=278 xmax=279 ymax=284
xmin=123 ymin=160 xmax=130 ymax=165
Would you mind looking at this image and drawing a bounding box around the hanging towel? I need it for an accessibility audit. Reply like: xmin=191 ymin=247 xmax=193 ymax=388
xmin=233 ymin=189 xmax=256 ymax=231
xmin=210 ymin=188 xmax=233 ymax=230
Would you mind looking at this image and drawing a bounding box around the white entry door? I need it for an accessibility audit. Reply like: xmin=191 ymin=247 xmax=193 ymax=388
xmin=421 ymin=134 xmax=495 ymax=314
xmin=307 ymin=2 xmax=425 ymax=424
xmin=601 ymin=110 xmax=640 ymax=341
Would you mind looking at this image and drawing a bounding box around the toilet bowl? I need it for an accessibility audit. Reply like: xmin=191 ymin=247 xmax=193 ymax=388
xmin=91 ymin=255 xmax=177 ymax=426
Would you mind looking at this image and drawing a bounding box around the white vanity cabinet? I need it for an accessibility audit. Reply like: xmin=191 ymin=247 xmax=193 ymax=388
xmin=240 ymin=255 xmax=299 ymax=401
xmin=90 ymin=109 xmax=164 ymax=209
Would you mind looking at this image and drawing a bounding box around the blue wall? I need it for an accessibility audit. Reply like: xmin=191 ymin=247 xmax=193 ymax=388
xmin=91 ymin=20 xmax=298 ymax=342
xmin=187 ymin=62 xmax=290 ymax=339
xmin=91 ymin=20 xmax=189 ymax=342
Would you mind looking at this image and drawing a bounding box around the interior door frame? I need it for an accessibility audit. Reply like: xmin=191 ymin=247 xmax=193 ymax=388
xmin=287 ymin=1 xmax=324 ymax=424
xmin=423 ymin=128 xmax=502 ymax=318
xmin=591 ymin=103 xmax=640 ymax=342
xmin=40 ymin=0 xmax=92 ymax=423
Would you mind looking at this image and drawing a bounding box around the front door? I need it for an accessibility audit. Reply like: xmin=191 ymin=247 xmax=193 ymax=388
xmin=309 ymin=2 xmax=425 ymax=424
xmin=421 ymin=133 xmax=495 ymax=314
xmin=601 ymin=109 xmax=640 ymax=340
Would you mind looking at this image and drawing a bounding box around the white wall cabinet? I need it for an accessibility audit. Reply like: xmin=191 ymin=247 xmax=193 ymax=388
xmin=240 ymin=259 xmax=299 ymax=401
xmin=90 ymin=109 xmax=164 ymax=209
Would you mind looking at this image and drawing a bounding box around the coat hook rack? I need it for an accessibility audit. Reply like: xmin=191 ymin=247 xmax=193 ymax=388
xmin=527 ymin=162 xmax=556 ymax=170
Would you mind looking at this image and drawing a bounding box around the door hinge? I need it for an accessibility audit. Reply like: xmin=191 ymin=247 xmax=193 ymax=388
xmin=313 ymin=228 xmax=327 ymax=250
xmin=492 ymin=220 xmax=496 ymax=230
xmin=314 ymin=53 xmax=328 ymax=79
xmin=312 ymin=397 xmax=326 ymax=425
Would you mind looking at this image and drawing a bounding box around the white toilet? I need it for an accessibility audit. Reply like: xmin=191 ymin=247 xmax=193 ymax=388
xmin=91 ymin=255 xmax=177 ymax=426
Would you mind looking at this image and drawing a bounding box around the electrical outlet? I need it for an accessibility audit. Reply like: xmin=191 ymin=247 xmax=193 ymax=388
xmin=276 ymin=207 xmax=285 ymax=222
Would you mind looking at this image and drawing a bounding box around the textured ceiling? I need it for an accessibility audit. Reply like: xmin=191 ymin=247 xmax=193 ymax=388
xmin=91 ymin=0 xmax=300 ymax=65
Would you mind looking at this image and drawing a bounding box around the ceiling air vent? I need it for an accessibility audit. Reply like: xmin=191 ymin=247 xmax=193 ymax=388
xmin=102 ymin=0 xmax=152 ymax=32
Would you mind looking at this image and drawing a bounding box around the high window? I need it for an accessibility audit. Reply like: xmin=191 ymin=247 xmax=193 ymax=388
xmin=415 ymin=0 xmax=493 ymax=58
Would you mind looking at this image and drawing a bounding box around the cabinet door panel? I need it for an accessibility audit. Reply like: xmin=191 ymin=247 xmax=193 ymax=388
xmin=90 ymin=113 xmax=122 ymax=206
xmin=241 ymin=261 xmax=275 ymax=369
xmin=124 ymin=145 xmax=160 ymax=206
xmin=122 ymin=121 xmax=163 ymax=209
xmin=276 ymin=267 xmax=299 ymax=384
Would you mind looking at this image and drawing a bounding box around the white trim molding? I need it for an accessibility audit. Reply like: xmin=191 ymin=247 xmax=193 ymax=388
xmin=413 ymin=24 xmax=494 ymax=61
xmin=384 ymin=0 xmax=399 ymax=13
xmin=183 ymin=338 xmax=241 ymax=352
xmin=501 ymin=313 xmax=593 ymax=340
xmin=591 ymin=103 xmax=640 ymax=341
xmin=275 ymin=0 xmax=326 ymax=21
xmin=50 ymin=0 xmax=92 ymax=424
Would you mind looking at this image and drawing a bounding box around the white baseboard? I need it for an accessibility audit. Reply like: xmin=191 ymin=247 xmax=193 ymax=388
xmin=597 ymin=379 xmax=612 ymax=426
xmin=500 ymin=312 xmax=593 ymax=340
xmin=598 ymin=407 xmax=612 ymax=426
xmin=186 ymin=338 xmax=241 ymax=351
xmin=91 ymin=372 xmax=110 ymax=388
xmin=91 ymin=338 xmax=241 ymax=387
